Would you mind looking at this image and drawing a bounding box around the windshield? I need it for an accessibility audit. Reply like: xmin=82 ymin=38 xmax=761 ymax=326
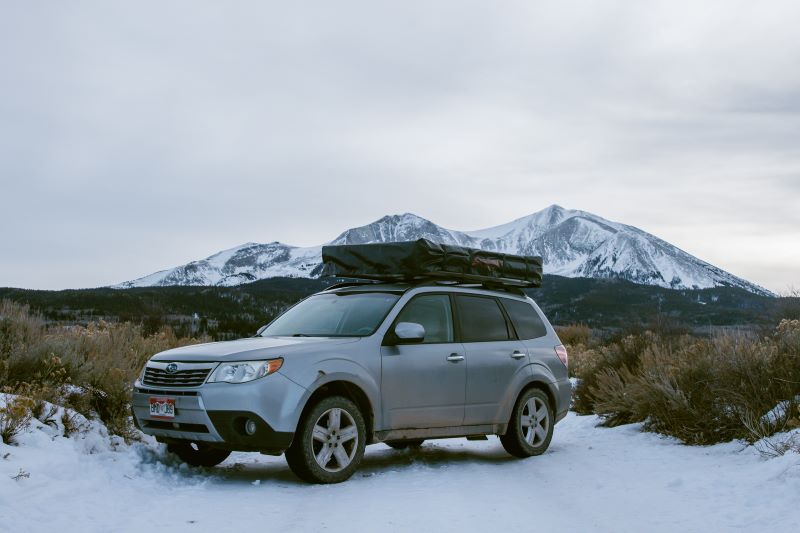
xmin=259 ymin=292 xmax=401 ymax=337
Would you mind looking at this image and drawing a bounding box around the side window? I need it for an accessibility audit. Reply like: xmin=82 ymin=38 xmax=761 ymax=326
xmin=501 ymin=299 xmax=547 ymax=340
xmin=394 ymin=294 xmax=454 ymax=344
xmin=455 ymin=295 xmax=510 ymax=342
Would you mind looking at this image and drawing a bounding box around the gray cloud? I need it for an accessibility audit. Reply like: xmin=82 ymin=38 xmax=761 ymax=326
xmin=1 ymin=0 xmax=799 ymax=292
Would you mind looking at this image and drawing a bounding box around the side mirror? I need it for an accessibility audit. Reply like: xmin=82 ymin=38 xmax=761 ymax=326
xmin=394 ymin=322 xmax=425 ymax=344
xmin=255 ymin=325 xmax=268 ymax=336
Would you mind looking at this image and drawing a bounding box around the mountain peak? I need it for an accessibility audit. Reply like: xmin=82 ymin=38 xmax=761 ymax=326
xmin=375 ymin=212 xmax=431 ymax=224
xmin=327 ymin=212 xmax=462 ymax=246
xmin=116 ymin=207 xmax=772 ymax=296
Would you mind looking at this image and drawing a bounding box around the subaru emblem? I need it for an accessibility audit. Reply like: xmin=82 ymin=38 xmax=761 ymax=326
xmin=165 ymin=363 xmax=179 ymax=374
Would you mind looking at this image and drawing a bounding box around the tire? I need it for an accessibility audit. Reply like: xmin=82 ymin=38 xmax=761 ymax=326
xmin=167 ymin=441 xmax=231 ymax=467
xmin=500 ymin=388 xmax=554 ymax=458
xmin=385 ymin=439 xmax=424 ymax=450
xmin=285 ymin=396 xmax=366 ymax=484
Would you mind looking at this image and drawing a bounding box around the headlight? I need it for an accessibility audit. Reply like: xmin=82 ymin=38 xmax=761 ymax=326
xmin=207 ymin=358 xmax=283 ymax=384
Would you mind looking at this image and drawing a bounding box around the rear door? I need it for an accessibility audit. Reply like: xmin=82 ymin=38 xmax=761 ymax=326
xmin=380 ymin=293 xmax=466 ymax=429
xmin=499 ymin=297 xmax=552 ymax=363
xmin=455 ymin=294 xmax=529 ymax=425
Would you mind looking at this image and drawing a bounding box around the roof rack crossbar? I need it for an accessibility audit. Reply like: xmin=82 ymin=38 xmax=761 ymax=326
xmin=320 ymin=239 xmax=543 ymax=290
xmin=322 ymin=279 xmax=382 ymax=291
xmin=322 ymin=275 xmax=528 ymax=296
xmin=322 ymin=271 xmax=537 ymax=288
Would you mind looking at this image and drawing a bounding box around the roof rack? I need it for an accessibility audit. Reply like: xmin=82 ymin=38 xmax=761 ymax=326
xmin=320 ymin=239 xmax=543 ymax=289
xmin=322 ymin=279 xmax=383 ymax=291
xmin=428 ymin=279 xmax=527 ymax=296
xmin=323 ymin=276 xmax=528 ymax=296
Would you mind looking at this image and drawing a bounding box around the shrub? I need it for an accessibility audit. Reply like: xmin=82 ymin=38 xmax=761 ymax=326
xmin=556 ymin=323 xmax=592 ymax=347
xmin=61 ymin=410 xmax=80 ymax=438
xmin=0 ymin=394 xmax=34 ymax=445
xmin=578 ymin=323 xmax=800 ymax=445
xmin=556 ymin=324 xmax=595 ymax=379
xmin=0 ymin=300 xmax=208 ymax=441
xmin=31 ymin=396 xmax=59 ymax=428
xmin=571 ymin=333 xmax=651 ymax=414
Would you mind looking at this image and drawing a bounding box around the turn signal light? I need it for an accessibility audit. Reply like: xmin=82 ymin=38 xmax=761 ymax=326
xmin=266 ymin=358 xmax=284 ymax=374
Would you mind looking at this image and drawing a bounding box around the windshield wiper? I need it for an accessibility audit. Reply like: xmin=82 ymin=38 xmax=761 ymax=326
xmin=291 ymin=333 xmax=312 ymax=337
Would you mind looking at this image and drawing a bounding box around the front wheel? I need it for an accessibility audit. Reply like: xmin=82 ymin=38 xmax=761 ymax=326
xmin=500 ymin=388 xmax=554 ymax=458
xmin=285 ymin=396 xmax=366 ymax=483
xmin=167 ymin=442 xmax=231 ymax=467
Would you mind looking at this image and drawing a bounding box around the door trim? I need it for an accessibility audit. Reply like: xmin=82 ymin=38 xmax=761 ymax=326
xmin=375 ymin=423 xmax=507 ymax=441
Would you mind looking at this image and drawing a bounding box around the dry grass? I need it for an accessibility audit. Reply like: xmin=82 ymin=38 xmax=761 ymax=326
xmin=573 ymin=320 xmax=800 ymax=445
xmin=0 ymin=394 xmax=34 ymax=444
xmin=0 ymin=299 xmax=208 ymax=441
xmin=556 ymin=324 xmax=595 ymax=379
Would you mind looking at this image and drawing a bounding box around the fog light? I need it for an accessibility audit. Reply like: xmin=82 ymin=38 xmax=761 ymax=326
xmin=245 ymin=419 xmax=257 ymax=436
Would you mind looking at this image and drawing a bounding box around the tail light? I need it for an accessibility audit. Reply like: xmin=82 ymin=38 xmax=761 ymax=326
xmin=554 ymin=345 xmax=568 ymax=368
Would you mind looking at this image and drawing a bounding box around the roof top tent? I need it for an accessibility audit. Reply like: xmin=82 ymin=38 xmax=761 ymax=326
xmin=320 ymin=238 xmax=543 ymax=291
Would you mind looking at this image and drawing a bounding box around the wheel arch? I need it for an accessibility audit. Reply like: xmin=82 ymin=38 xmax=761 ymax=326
xmin=500 ymin=365 xmax=559 ymax=435
xmin=517 ymin=380 xmax=557 ymax=417
xmin=298 ymin=378 xmax=377 ymax=444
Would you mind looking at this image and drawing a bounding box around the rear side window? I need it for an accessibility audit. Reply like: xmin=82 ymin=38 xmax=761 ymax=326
xmin=455 ymin=295 xmax=510 ymax=342
xmin=501 ymin=299 xmax=547 ymax=340
xmin=394 ymin=294 xmax=454 ymax=344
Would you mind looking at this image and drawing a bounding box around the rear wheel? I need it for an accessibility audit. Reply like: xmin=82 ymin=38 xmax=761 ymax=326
xmin=167 ymin=442 xmax=231 ymax=467
xmin=500 ymin=388 xmax=553 ymax=458
xmin=385 ymin=439 xmax=424 ymax=450
xmin=285 ymin=396 xmax=366 ymax=484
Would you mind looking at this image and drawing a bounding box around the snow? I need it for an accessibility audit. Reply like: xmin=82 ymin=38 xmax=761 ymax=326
xmin=205 ymin=243 xmax=259 ymax=268
xmin=2 ymin=402 xmax=799 ymax=533
xmin=113 ymin=206 xmax=773 ymax=296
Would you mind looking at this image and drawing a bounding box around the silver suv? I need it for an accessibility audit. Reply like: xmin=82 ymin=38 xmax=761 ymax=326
xmin=132 ymin=282 xmax=570 ymax=483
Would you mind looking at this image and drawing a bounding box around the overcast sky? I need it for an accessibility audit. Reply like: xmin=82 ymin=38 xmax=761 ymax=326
xmin=1 ymin=1 xmax=798 ymax=293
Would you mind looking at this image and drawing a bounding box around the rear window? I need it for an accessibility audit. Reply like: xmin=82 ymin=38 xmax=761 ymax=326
xmin=455 ymin=295 xmax=510 ymax=342
xmin=501 ymin=299 xmax=547 ymax=340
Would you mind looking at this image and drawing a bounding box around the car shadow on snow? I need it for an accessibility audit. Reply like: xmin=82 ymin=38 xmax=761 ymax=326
xmin=206 ymin=441 xmax=520 ymax=486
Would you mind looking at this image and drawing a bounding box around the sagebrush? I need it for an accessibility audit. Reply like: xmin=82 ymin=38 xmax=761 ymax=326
xmin=571 ymin=320 xmax=800 ymax=444
xmin=0 ymin=394 xmax=34 ymax=444
xmin=0 ymin=299 xmax=208 ymax=441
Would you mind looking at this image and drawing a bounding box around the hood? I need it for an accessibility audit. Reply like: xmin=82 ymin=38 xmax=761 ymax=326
xmin=150 ymin=336 xmax=361 ymax=362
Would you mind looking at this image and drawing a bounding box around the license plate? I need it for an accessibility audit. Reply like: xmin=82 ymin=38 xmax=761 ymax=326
xmin=149 ymin=397 xmax=176 ymax=419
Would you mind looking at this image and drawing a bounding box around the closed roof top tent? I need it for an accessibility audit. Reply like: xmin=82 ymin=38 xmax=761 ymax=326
xmin=320 ymin=238 xmax=543 ymax=289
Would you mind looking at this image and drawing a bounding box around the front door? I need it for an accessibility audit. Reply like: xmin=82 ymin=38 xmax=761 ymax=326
xmin=381 ymin=294 xmax=466 ymax=429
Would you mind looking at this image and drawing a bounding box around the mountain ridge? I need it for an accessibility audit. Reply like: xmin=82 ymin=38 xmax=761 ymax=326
xmin=116 ymin=205 xmax=772 ymax=296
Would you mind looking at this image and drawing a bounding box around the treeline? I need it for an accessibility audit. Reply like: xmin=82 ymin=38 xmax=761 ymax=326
xmin=1 ymin=276 xmax=796 ymax=340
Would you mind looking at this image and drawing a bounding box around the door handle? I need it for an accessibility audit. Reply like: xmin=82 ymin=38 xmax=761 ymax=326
xmin=511 ymin=351 xmax=526 ymax=360
xmin=447 ymin=353 xmax=465 ymax=362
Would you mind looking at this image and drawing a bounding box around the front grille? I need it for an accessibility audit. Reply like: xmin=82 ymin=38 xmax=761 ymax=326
xmin=142 ymin=366 xmax=212 ymax=388
xmin=135 ymin=387 xmax=198 ymax=396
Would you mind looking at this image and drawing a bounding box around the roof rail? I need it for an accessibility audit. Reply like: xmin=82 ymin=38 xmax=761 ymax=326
xmin=322 ymin=279 xmax=383 ymax=292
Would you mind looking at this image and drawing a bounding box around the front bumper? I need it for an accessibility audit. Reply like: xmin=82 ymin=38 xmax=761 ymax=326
xmin=131 ymin=371 xmax=306 ymax=452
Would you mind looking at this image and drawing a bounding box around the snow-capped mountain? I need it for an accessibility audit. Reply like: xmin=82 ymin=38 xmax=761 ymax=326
xmin=116 ymin=205 xmax=772 ymax=296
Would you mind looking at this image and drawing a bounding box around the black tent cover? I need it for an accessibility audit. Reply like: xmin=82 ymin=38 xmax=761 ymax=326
xmin=320 ymin=239 xmax=543 ymax=288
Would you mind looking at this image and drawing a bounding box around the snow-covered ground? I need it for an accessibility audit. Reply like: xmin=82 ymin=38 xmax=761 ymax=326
xmin=2 ymin=409 xmax=799 ymax=533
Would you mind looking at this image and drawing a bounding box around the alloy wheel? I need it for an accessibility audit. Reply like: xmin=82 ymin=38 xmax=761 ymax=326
xmin=311 ymin=407 xmax=359 ymax=472
xmin=521 ymin=396 xmax=550 ymax=446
